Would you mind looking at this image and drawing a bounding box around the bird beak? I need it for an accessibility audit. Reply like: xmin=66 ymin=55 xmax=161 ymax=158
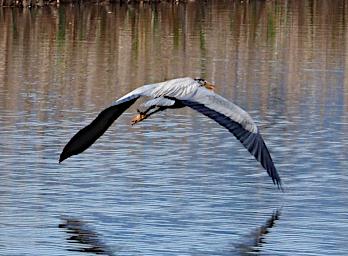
xmin=204 ymin=82 xmax=215 ymax=91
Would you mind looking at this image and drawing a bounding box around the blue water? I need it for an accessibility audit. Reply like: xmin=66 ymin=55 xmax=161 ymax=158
xmin=1 ymin=2 xmax=348 ymax=255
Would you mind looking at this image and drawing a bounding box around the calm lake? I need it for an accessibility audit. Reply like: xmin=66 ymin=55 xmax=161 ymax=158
xmin=0 ymin=1 xmax=347 ymax=255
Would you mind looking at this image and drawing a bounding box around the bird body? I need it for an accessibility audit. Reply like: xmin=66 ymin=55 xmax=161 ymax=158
xmin=114 ymin=77 xmax=200 ymax=106
xmin=60 ymin=77 xmax=282 ymax=188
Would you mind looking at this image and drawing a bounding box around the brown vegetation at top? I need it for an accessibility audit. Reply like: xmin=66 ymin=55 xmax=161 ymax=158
xmin=1 ymin=0 xmax=177 ymax=8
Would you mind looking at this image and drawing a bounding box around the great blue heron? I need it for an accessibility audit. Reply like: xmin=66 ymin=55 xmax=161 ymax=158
xmin=59 ymin=77 xmax=282 ymax=188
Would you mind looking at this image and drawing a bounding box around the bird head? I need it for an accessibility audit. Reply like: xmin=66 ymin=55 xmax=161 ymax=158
xmin=194 ymin=78 xmax=215 ymax=91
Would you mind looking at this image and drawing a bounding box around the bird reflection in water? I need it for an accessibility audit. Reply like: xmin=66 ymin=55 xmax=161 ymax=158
xmin=59 ymin=209 xmax=281 ymax=255
xmin=59 ymin=217 xmax=115 ymax=256
xmin=234 ymin=209 xmax=281 ymax=255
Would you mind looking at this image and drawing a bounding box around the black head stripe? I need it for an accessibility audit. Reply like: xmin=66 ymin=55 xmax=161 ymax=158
xmin=194 ymin=78 xmax=206 ymax=86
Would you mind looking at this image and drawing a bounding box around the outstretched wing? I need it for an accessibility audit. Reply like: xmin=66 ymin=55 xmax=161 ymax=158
xmin=59 ymin=98 xmax=138 ymax=163
xmin=59 ymin=77 xmax=197 ymax=163
xmin=180 ymin=88 xmax=282 ymax=188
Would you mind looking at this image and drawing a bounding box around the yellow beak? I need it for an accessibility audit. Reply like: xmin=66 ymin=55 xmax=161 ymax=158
xmin=204 ymin=82 xmax=215 ymax=91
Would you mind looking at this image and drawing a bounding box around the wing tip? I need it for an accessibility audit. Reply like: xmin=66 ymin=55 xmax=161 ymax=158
xmin=59 ymin=150 xmax=69 ymax=163
xmin=253 ymin=132 xmax=283 ymax=191
xmin=270 ymin=171 xmax=283 ymax=191
xmin=274 ymin=178 xmax=284 ymax=191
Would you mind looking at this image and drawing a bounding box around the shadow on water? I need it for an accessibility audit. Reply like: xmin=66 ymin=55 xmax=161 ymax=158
xmin=233 ymin=209 xmax=281 ymax=255
xmin=59 ymin=217 xmax=116 ymax=256
xmin=59 ymin=209 xmax=281 ymax=256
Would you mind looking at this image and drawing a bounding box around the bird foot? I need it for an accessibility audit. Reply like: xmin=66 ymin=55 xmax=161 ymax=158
xmin=131 ymin=112 xmax=148 ymax=125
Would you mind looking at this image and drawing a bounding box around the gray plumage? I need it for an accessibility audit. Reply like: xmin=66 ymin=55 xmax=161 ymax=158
xmin=140 ymin=97 xmax=176 ymax=109
xmin=60 ymin=77 xmax=282 ymax=188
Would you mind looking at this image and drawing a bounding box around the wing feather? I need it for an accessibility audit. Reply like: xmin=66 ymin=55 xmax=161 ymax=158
xmin=59 ymin=97 xmax=138 ymax=162
xmin=181 ymin=88 xmax=282 ymax=188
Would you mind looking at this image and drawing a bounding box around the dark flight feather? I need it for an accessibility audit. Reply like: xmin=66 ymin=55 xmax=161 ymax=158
xmin=59 ymin=98 xmax=138 ymax=163
xmin=182 ymin=100 xmax=282 ymax=188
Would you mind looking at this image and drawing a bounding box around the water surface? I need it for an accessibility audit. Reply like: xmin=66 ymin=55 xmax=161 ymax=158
xmin=0 ymin=1 xmax=348 ymax=255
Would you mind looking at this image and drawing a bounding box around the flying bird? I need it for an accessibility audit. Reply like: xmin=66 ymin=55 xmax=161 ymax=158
xmin=59 ymin=77 xmax=282 ymax=188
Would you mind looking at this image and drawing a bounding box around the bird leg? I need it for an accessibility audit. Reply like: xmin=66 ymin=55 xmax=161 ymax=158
xmin=131 ymin=105 xmax=155 ymax=125
xmin=131 ymin=110 xmax=148 ymax=125
xmin=131 ymin=106 xmax=166 ymax=125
